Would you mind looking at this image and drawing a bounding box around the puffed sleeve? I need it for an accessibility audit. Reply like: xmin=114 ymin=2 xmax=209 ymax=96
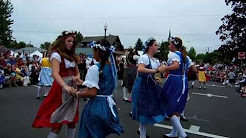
xmin=156 ymin=59 xmax=160 ymax=67
xmin=186 ymin=56 xmax=194 ymax=68
xmin=50 ymin=52 xmax=61 ymax=63
xmin=82 ymin=65 xmax=100 ymax=90
xmin=167 ymin=52 xmax=181 ymax=64
xmin=137 ymin=54 xmax=149 ymax=66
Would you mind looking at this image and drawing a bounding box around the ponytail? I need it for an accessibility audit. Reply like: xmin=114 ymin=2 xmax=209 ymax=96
xmin=180 ymin=46 xmax=187 ymax=64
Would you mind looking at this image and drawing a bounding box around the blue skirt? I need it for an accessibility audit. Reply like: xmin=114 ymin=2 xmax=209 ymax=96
xmin=162 ymin=75 xmax=188 ymax=116
xmin=79 ymin=97 xmax=124 ymax=138
xmin=38 ymin=68 xmax=53 ymax=86
xmin=132 ymin=75 xmax=166 ymax=124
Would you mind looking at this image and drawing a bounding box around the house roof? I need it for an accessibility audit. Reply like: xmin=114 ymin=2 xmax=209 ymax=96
xmin=76 ymin=47 xmax=93 ymax=55
xmin=81 ymin=35 xmax=120 ymax=46
xmin=14 ymin=47 xmax=46 ymax=54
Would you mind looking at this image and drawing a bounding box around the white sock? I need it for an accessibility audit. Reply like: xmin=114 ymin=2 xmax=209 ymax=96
xmin=66 ymin=127 xmax=76 ymax=138
xmin=37 ymin=86 xmax=41 ymax=97
xmin=170 ymin=115 xmax=187 ymax=138
xmin=192 ymin=81 xmax=195 ymax=86
xmin=123 ymin=87 xmax=128 ymax=100
xmin=44 ymin=87 xmax=51 ymax=96
xmin=47 ymin=131 xmax=58 ymax=138
xmin=180 ymin=111 xmax=185 ymax=117
xmin=139 ymin=123 xmax=146 ymax=138
xmin=166 ymin=123 xmax=178 ymax=137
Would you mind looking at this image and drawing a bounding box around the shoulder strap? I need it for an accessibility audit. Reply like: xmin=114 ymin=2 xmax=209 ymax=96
xmin=147 ymin=55 xmax=152 ymax=69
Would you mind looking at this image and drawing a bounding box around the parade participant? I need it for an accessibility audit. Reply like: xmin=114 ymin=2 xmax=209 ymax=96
xmin=36 ymin=52 xmax=54 ymax=99
xmin=69 ymin=39 xmax=124 ymax=138
xmin=132 ymin=37 xmax=165 ymax=138
xmin=32 ymin=31 xmax=81 ymax=138
xmin=198 ymin=63 xmax=206 ymax=89
xmin=187 ymin=69 xmax=197 ymax=89
xmin=158 ymin=37 xmax=197 ymax=138
xmin=122 ymin=49 xmax=139 ymax=102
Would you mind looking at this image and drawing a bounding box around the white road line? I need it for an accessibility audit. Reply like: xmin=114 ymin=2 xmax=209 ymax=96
xmin=192 ymin=92 xmax=229 ymax=99
xmin=207 ymin=84 xmax=225 ymax=88
xmin=189 ymin=125 xmax=200 ymax=132
xmin=32 ymin=85 xmax=39 ymax=88
xmin=154 ymin=123 xmax=229 ymax=138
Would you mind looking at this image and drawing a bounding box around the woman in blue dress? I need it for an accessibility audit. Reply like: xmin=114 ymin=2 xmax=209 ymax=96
xmin=69 ymin=39 xmax=124 ymax=138
xmin=158 ymin=37 xmax=197 ymax=138
xmin=132 ymin=37 xmax=166 ymax=138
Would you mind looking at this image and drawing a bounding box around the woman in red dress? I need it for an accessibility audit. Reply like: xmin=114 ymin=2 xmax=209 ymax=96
xmin=32 ymin=31 xmax=82 ymax=138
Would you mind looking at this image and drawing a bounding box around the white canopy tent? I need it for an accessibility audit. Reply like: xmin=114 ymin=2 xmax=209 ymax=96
xmin=30 ymin=50 xmax=43 ymax=58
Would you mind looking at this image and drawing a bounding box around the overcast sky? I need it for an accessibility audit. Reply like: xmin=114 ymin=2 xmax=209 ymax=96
xmin=10 ymin=0 xmax=232 ymax=53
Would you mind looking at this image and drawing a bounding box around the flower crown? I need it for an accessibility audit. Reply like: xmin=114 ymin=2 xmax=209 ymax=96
xmin=90 ymin=41 xmax=115 ymax=52
xmin=56 ymin=31 xmax=76 ymax=40
xmin=170 ymin=37 xmax=180 ymax=46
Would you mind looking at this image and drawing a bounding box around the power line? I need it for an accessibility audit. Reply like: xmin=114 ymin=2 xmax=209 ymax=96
xmin=13 ymin=30 xmax=218 ymax=36
xmin=13 ymin=14 xmax=226 ymax=21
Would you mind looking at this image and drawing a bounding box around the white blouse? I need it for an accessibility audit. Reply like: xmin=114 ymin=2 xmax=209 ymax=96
xmin=82 ymin=65 xmax=100 ymax=90
xmin=137 ymin=54 xmax=160 ymax=69
xmin=50 ymin=52 xmax=76 ymax=68
xmin=167 ymin=51 xmax=194 ymax=68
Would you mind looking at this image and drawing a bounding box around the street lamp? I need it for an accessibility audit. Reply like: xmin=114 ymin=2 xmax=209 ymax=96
xmin=104 ymin=23 xmax=108 ymax=39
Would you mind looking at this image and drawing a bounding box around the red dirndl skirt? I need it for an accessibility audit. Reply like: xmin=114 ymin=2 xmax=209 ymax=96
xmin=32 ymin=81 xmax=79 ymax=128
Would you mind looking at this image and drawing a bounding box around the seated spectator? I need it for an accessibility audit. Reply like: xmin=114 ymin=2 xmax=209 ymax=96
xmin=14 ymin=65 xmax=24 ymax=86
xmin=0 ymin=66 xmax=5 ymax=89
xmin=16 ymin=58 xmax=25 ymax=67
xmin=21 ymin=65 xmax=30 ymax=86
xmin=4 ymin=63 xmax=18 ymax=87
xmin=0 ymin=56 xmax=6 ymax=68
xmin=29 ymin=61 xmax=40 ymax=84
xmin=7 ymin=56 xmax=16 ymax=66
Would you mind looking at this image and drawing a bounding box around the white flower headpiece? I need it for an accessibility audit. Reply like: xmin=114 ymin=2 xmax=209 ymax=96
xmin=170 ymin=37 xmax=179 ymax=46
xmin=90 ymin=41 xmax=115 ymax=52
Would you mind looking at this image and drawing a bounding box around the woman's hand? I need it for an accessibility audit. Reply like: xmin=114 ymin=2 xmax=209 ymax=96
xmin=158 ymin=65 xmax=166 ymax=73
xmin=63 ymin=85 xmax=73 ymax=93
xmin=72 ymin=76 xmax=84 ymax=85
xmin=68 ymin=87 xmax=78 ymax=97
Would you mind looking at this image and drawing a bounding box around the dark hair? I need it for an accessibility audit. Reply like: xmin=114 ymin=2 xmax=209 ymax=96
xmin=171 ymin=37 xmax=187 ymax=64
xmin=144 ymin=38 xmax=156 ymax=53
xmin=127 ymin=50 xmax=137 ymax=65
xmin=93 ymin=39 xmax=111 ymax=78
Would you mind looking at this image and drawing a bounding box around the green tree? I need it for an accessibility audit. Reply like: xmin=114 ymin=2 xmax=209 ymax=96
xmin=135 ymin=38 xmax=143 ymax=51
xmin=18 ymin=41 xmax=27 ymax=48
xmin=40 ymin=42 xmax=51 ymax=50
xmin=188 ymin=47 xmax=196 ymax=60
xmin=155 ymin=41 xmax=169 ymax=61
xmin=216 ymin=0 xmax=246 ymax=61
xmin=0 ymin=0 xmax=14 ymax=47
xmin=195 ymin=53 xmax=205 ymax=63
xmin=75 ymin=31 xmax=83 ymax=45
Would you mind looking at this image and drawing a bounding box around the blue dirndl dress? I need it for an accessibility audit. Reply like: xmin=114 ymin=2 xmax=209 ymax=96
xmin=132 ymin=56 xmax=166 ymax=124
xmin=162 ymin=51 xmax=191 ymax=116
xmin=79 ymin=64 xmax=124 ymax=138
xmin=38 ymin=67 xmax=53 ymax=86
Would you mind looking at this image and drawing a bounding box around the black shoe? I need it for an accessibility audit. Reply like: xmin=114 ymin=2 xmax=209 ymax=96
xmin=191 ymin=85 xmax=194 ymax=89
xmin=137 ymin=130 xmax=150 ymax=138
xmin=180 ymin=116 xmax=188 ymax=122
xmin=36 ymin=97 xmax=40 ymax=99
xmin=129 ymin=112 xmax=132 ymax=117
xmin=162 ymin=134 xmax=178 ymax=138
